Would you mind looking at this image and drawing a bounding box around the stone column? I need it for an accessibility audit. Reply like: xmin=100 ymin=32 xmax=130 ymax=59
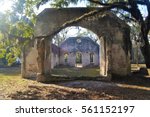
xmin=36 ymin=38 xmax=52 ymax=82
xmin=36 ymin=38 xmax=46 ymax=82
xmin=44 ymin=39 xmax=51 ymax=75
xmin=106 ymin=39 xmax=112 ymax=80
xmin=99 ymin=36 xmax=107 ymax=76
xmin=111 ymin=29 xmax=131 ymax=76
xmin=21 ymin=46 xmax=26 ymax=78
xmin=99 ymin=36 xmax=111 ymax=81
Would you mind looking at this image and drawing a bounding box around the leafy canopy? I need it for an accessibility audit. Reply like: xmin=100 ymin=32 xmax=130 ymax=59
xmin=0 ymin=0 xmax=37 ymax=65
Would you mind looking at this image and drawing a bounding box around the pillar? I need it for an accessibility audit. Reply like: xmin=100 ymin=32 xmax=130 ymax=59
xmin=99 ymin=36 xmax=112 ymax=81
xmin=36 ymin=38 xmax=51 ymax=82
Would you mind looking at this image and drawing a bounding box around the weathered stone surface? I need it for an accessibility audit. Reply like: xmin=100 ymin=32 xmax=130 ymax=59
xmin=36 ymin=73 xmax=47 ymax=82
xmin=37 ymin=39 xmax=45 ymax=74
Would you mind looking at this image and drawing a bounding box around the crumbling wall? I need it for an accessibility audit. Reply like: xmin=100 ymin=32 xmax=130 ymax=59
xmin=22 ymin=40 xmax=38 ymax=78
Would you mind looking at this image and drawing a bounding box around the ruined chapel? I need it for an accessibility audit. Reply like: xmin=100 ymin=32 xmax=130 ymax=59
xmin=21 ymin=8 xmax=131 ymax=82
xmin=51 ymin=37 xmax=100 ymax=68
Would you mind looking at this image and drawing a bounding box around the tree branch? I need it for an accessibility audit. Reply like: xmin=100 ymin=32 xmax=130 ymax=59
xmin=136 ymin=0 xmax=147 ymax=5
xmin=88 ymin=0 xmax=110 ymax=6
xmin=128 ymin=0 xmax=144 ymax=22
xmin=116 ymin=11 xmax=136 ymax=22
xmin=88 ymin=0 xmax=131 ymax=12
xmin=88 ymin=0 xmax=128 ymax=6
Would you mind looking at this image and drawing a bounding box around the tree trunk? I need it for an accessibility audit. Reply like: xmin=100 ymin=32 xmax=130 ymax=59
xmin=140 ymin=35 xmax=150 ymax=68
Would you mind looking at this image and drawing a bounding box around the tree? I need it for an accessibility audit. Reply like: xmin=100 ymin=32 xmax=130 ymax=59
xmin=0 ymin=0 xmax=36 ymax=65
xmin=36 ymin=0 xmax=150 ymax=68
xmin=0 ymin=12 xmax=21 ymax=66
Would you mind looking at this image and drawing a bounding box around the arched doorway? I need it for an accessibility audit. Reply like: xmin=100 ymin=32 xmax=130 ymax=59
xmin=64 ymin=53 xmax=68 ymax=63
xmin=90 ymin=53 xmax=94 ymax=63
xmin=76 ymin=52 xmax=82 ymax=67
xmin=51 ymin=26 xmax=100 ymax=69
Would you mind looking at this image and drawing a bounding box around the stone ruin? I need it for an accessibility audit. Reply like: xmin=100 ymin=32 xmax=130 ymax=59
xmin=51 ymin=37 xmax=100 ymax=68
xmin=21 ymin=8 xmax=131 ymax=82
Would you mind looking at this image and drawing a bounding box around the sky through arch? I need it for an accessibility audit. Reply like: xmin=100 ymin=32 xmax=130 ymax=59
xmin=52 ymin=26 xmax=100 ymax=46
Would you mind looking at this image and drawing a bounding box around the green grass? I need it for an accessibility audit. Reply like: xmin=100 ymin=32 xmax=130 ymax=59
xmin=0 ymin=68 xmax=26 ymax=87
xmin=51 ymin=67 xmax=100 ymax=77
xmin=0 ymin=67 xmax=30 ymax=97
xmin=0 ymin=67 xmax=21 ymax=81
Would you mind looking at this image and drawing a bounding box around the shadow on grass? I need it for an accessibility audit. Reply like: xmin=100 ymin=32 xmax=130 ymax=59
xmin=9 ymin=79 xmax=150 ymax=100
xmin=2 ymin=66 xmax=150 ymax=100
xmin=111 ymin=74 xmax=150 ymax=87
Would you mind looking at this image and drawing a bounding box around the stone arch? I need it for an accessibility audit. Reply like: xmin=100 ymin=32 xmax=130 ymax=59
xmin=22 ymin=8 xmax=131 ymax=82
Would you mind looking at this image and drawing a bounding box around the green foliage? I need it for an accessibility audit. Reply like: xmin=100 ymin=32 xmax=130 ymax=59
xmin=0 ymin=0 xmax=36 ymax=66
xmin=50 ymin=0 xmax=79 ymax=7
xmin=0 ymin=49 xmax=6 ymax=58
xmin=37 ymin=0 xmax=84 ymax=8
xmin=37 ymin=0 xmax=130 ymax=8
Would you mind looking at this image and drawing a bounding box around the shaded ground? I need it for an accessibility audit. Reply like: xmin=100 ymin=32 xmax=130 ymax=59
xmin=0 ymin=66 xmax=150 ymax=100
xmin=9 ymin=80 xmax=150 ymax=100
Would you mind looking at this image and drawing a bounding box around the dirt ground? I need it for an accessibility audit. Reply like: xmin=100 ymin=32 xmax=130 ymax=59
xmin=0 ymin=66 xmax=150 ymax=100
xmin=9 ymin=80 xmax=150 ymax=100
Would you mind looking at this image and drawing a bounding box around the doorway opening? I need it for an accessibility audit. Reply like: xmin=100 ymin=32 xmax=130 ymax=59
xmin=76 ymin=52 xmax=82 ymax=68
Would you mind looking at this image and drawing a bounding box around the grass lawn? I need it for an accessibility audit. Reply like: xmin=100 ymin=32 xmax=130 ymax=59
xmin=0 ymin=67 xmax=38 ymax=99
xmin=51 ymin=67 xmax=100 ymax=77
xmin=0 ymin=67 xmax=21 ymax=86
